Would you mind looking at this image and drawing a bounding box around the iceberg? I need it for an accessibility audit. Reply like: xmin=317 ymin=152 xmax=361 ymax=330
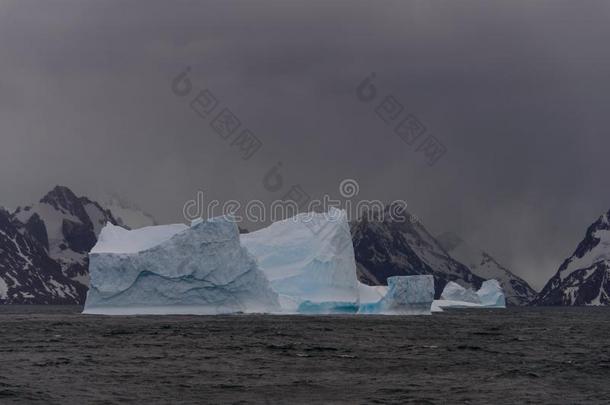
xmin=84 ymin=208 xmax=450 ymax=316
xmin=241 ymin=208 xmax=360 ymax=313
xmin=477 ymin=279 xmax=506 ymax=307
xmin=358 ymin=275 xmax=435 ymax=315
xmin=434 ymin=279 xmax=506 ymax=309
xmin=440 ymin=281 xmax=481 ymax=304
xmin=83 ymin=217 xmax=280 ymax=315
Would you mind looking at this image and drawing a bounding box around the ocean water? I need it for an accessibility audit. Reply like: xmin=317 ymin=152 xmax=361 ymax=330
xmin=0 ymin=306 xmax=608 ymax=404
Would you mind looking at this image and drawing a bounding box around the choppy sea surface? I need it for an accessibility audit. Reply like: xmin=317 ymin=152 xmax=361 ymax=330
xmin=0 ymin=306 xmax=608 ymax=404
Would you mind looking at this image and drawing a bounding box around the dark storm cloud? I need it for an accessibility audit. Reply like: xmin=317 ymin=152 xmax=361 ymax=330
xmin=1 ymin=0 xmax=609 ymax=289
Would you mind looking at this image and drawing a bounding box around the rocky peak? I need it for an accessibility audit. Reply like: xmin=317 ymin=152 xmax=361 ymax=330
xmin=24 ymin=213 xmax=49 ymax=251
xmin=40 ymin=185 xmax=92 ymax=226
xmin=571 ymin=210 xmax=610 ymax=261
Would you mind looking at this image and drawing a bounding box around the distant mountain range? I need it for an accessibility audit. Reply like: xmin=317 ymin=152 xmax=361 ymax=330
xmin=1 ymin=186 xmax=607 ymax=306
xmin=537 ymin=209 xmax=610 ymax=305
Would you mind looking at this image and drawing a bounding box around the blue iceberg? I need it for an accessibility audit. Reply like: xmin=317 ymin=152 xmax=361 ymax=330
xmin=83 ymin=217 xmax=280 ymax=315
xmin=477 ymin=279 xmax=506 ymax=307
xmin=241 ymin=208 xmax=360 ymax=313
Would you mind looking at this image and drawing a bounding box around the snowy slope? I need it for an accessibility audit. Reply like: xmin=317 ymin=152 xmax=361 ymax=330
xmin=437 ymin=232 xmax=536 ymax=306
xmin=101 ymin=194 xmax=157 ymax=229
xmin=350 ymin=207 xmax=484 ymax=299
xmin=537 ymin=210 xmax=610 ymax=306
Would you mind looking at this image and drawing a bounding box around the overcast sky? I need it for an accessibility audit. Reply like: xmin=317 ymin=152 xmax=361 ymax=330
xmin=1 ymin=1 xmax=609 ymax=289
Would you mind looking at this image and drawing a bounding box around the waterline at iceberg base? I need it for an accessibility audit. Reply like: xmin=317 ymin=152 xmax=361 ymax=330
xmin=83 ymin=210 xmax=505 ymax=315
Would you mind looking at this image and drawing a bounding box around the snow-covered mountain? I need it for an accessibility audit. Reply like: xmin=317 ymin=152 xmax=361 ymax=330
xmin=437 ymin=232 xmax=536 ymax=306
xmin=101 ymin=193 xmax=157 ymax=229
xmin=350 ymin=207 xmax=485 ymax=299
xmin=0 ymin=207 xmax=85 ymax=303
xmin=537 ymin=210 xmax=610 ymax=306
xmin=1 ymin=186 xmax=118 ymax=304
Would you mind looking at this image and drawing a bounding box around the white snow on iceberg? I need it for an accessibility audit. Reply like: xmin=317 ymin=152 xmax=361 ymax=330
xmin=91 ymin=223 xmax=188 ymax=254
xmin=241 ymin=208 xmax=360 ymax=313
xmin=83 ymin=216 xmax=280 ymax=315
xmin=358 ymin=275 xmax=435 ymax=315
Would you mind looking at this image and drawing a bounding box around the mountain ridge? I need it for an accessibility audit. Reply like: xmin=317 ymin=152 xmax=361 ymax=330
xmin=350 ymin=208 xmax=485 ymax=299
xmin=536 ymin=209 xmax=610 ymax=305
